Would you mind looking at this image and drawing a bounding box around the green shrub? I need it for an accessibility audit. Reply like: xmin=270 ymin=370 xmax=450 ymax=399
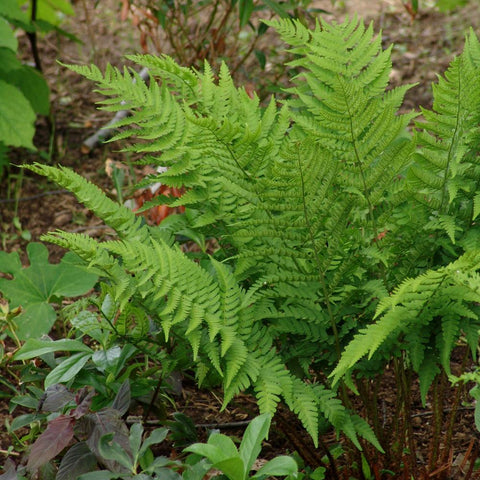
xmin=26 ymin=15 xmax=480 ymax=473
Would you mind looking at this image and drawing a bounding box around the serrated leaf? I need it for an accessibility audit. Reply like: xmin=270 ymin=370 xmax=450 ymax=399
xmin=0 ymin=243 xmax=98 ymax=340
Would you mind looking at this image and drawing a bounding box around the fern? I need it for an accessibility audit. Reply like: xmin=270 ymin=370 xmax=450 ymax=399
xmin=27 ymin=18 xmax=480 ymax=454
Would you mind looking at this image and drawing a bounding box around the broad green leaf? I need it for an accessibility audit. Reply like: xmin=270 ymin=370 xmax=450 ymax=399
xmin=252 ymin=456 xmax=298 ymax=479
xmin=10 ymin=413 xmax=39 ymax=431
xmin=138 ymin=428 xmax=168 ymax=457
xmin=45 ymin=352 xmax=92 ymax=388
xmin=208 ymin=433 xmax=239 ymax=460
xmin=71 ymin=310 xmax=110 ymax=345
xmin=0 ymin=243 xmax=98 ymax=340
xmin=3 ymin=65 xmax=50 ymax=114
xmin=184 ymin=443 xmax=223 ymax=462
xmin=32 ymin=0 xmax=74 ymax=26
xmin=0 ymin=18 xmax=17 ymax=51
xmin=0 ymin=47 xmax=22 ymax=73
xmin=239 ymin=414 xmax=271 ymax=473
xmin=213 ymin=457 xmax=245 ymax=480
xmin=14 ymin=338 xmax=92 ymax=360
xmin=0 ymin=0 xmax=29 ymax=22
xmin=98 ymin=433 xmax=134 ymax=470
xmin=92 ymin=346 xmax=122 ymax=372
xmin=129 ymin=422 xmax=143 ymax=456
xmin=0 ymin=78 xmax=35 ymax=149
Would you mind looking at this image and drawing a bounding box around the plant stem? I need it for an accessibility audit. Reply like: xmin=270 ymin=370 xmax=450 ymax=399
xmin=27 ymin=0 xmax=42 ymax=72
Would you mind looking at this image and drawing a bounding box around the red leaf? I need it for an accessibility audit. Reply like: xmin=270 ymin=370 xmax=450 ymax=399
xmin=27 ymin=415 xmax=75 ymax=471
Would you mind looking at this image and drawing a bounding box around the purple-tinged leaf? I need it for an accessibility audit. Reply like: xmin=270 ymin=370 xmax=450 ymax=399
xmin=57 ymin=442 xmax=98 ymax=480
xmin=111 ymin=380 xmax=130 ymax=417
xmin=72 ymin=388 xmax=95 ymax=419
xmin=84 ymin=409 xmax=131 ymax=472
xmin=39 ymin=384 xmax=75 ymax=412
xmin=27 ymin=415 xmax=75 ymax=471
xmin=0 ymin=458 xmax=17 ymax=480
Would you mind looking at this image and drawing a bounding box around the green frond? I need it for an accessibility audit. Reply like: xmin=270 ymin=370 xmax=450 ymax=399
xmin=25 ymin=164 xmax=153 ymax=242
xmin=283 ymin=378 xmax=319 ymax=446
xmin=411 ymin=30 xmax=480 ymax=222
xmin=254 ymin=352 xmax=292 ymax=414
xmin=418 ymin=352 xmax=440 ymax=406
xmin=350 ymin=415 xmax=384 ymax=452
xmin=125 ymin=53 xmax=198 ymax=99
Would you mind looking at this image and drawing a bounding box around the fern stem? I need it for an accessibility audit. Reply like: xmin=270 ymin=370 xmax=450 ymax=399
xmin=441 ymin=346 xmax=470 ymax=465
xmin=295 ymin=146 xmax=341 ymax=358
xmin=341 ymin=80 xmax=379 ymax=242
xmin=428 ymin=372 xmax=447 ymax=471
xmin=439 ymin=64 xmax=463 ymax=214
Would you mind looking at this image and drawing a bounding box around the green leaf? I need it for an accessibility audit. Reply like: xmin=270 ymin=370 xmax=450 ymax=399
xmin=129 ymin=422 xmax=143 ymax=457
xmin=0 ymin=0 xmax=29 ymax=23
xmin=0 ymin=243 xmax=98 ymax=340
xmin=239 ymin=414 xmax=271 ymax=473
xmin=14 ymin=338 xmax=93 ymax=360
xmin=3 ymin=65 xmax=50 ymax=115
xmin=34 ymin=0 xmax=75 ymax=26
xmin=0 ymin=47 xmax=22 ymax=73
xmin=98 ymin=433 xmax=134 ymax=471
xmin=213 ymin=457 xmax=245 ymax=480
xmin=260 ymin=0 xmax=290 ymax=18
xmin=209 ymin=433 xmax=239 ymax=460
xmin=0 ymin=18 xmax=17 ymax=51
xmin=92 ymin=346 xmax=122 ymax=373
xmin=238 ymin=0 xmax=254 ymax=27
xmin=251 ymin=456 xmax=298 ymax=478
xmin=138 ymin=428 xmax=168 ymax=457
xmin=45 ymin=352 xmax=92 ymax=388
xmin=10 ymin=413 xmax=40 ymax=431
xmin=78 ymin=471 xmax=123 ymax=480
xmin=184 ymin=443 xmax=224 ymax=463
xmin=0 ymin=78 xmax=36 ymax=149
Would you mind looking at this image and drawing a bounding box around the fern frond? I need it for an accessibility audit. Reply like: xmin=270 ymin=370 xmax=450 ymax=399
xmin=410 ymin=29 xmax=480 ymax=231
xmin=26 ymin=164 xmax=155 ymax=242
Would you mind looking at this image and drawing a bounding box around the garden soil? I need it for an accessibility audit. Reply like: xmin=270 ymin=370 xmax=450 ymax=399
xmin=2 ymin=1 xmax=480 ymax=478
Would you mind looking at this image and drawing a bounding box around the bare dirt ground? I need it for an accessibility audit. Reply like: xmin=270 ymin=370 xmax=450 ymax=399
xmin=2 ymin=1 xmax=480 ymax=478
